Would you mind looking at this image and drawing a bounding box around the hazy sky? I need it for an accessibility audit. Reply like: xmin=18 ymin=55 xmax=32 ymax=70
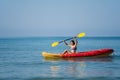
xmin=0 ymin=0 xmax=120 ymax=37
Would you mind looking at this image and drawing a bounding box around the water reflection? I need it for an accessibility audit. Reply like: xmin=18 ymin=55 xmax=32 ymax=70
xmin=49 ymin=62 xmax=87 ymax=78
xmin=78 ymin=62 xmax=86 ymax=77
xmin=50 ymin=66 xmax=61 ymax=77
xmin=43 ymin=57 xmax=114 ymax=78
xmin=67 ymin=62 xmax=87 ymax=77
xmin=43 ymin=56 xmax=113 ymax=62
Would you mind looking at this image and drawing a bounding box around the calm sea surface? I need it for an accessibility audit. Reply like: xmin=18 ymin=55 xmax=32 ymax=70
xmin=0 ymin=37 xmax=120 ymax=80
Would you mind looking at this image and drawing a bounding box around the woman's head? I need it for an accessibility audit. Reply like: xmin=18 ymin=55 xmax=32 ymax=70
xmin=70 ymin=40 xmax=75 ymax=45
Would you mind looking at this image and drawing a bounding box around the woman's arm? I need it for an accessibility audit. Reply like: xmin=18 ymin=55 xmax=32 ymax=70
xmin=74 ymin=37 xmax=78 ymax=46
xmin=63 ymin=40 xmax=69 ymax=46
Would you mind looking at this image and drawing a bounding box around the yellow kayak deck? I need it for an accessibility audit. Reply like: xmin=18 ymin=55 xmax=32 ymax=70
xmin=42 ymin=52 xmax=62 ymax=58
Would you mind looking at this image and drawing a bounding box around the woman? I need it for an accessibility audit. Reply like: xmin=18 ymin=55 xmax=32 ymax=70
xmin=62 ymin=37 xmax=78 ymax=54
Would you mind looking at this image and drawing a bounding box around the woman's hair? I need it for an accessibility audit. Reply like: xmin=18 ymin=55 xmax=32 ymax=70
xmin=70 ymin=40 xmax=75 ymax=45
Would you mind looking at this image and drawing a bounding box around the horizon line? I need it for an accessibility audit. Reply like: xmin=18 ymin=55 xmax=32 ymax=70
xmin=0 ymin=36 xmax=120 ymax=39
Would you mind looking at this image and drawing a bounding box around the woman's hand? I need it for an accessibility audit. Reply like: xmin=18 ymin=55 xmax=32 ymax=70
xmin=74 ymin=36 xmax=77 ymax=39
xmin=63 ymin=40 xmax=68 ymax=46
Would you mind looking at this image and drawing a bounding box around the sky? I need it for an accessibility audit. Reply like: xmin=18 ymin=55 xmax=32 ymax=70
xmin=0 ymin=0 xmax=120 ymax=37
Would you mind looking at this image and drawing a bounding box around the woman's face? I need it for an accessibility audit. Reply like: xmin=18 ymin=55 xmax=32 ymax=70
xmin=70 ymin=41 xmax=74 ymax=45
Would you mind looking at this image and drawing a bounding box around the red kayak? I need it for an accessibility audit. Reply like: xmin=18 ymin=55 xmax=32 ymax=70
xmin=42 ymin=48 xmax=114 ymax=58
xmin=62 ymin=48 xmax=114 ymax=58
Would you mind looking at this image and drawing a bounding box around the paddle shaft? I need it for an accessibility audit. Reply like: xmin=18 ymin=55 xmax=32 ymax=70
xmin=59 ymin=37 xmax=75 ymax=43
xmin=51 ymin=32 xmax=85 ymax=47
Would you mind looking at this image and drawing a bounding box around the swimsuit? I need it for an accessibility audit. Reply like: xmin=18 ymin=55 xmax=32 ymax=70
xmin=71 ymin=47 xmax=77 ymax=51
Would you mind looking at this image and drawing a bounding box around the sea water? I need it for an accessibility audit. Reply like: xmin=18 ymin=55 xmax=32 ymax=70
xmin=0 ymin=37 xmax=120 ymax=80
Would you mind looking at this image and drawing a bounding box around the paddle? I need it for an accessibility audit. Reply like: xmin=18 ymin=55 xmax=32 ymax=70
xmin=51 ymin=32 xmax=85 ymax=47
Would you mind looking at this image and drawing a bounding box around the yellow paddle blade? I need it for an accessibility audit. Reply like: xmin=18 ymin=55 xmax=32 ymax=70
xmin=51 ymin=42 xmax=59 ymax=47
xmin=77 ymin=32 xmax=86 ymax=38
